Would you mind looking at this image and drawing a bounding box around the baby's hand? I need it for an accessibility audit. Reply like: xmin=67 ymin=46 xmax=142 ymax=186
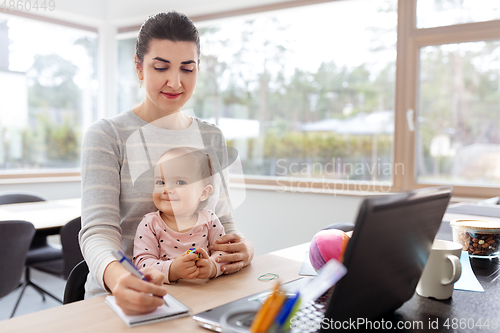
xmin=169 ymin=252 xmax=199 ymax=282
xmin=195 ymin=248 xmax=216 ymax=279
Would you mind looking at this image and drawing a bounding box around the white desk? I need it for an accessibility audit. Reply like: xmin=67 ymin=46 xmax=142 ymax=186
xmin=0 ymin=198 xmax=81 ymax=230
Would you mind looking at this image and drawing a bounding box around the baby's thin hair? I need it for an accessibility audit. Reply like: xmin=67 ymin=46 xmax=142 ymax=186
xmin=157 ymin=147 xmax=213 ymax=185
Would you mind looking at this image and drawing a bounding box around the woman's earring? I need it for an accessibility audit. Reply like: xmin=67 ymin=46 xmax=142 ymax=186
xmin=140 ymin=80 xmax=143 ymax=88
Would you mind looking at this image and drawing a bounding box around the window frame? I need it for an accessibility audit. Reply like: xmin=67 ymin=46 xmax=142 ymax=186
xmin=398 ymin=0 xmax=500 ymax=198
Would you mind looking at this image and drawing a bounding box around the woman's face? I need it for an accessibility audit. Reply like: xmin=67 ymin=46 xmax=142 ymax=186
xmin=136 ymin=39 xmax=198 ymax=115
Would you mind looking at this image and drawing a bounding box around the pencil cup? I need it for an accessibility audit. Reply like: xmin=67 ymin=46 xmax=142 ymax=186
xmin=416 ymin=239 xmax=462 ymax=300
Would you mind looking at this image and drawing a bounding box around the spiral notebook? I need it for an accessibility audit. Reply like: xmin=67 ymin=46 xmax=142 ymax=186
xmin=106 ymin=294 xmax=190 ymax=327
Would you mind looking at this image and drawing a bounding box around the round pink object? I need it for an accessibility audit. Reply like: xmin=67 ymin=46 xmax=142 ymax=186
xmin=309 ymin=229 xmax=350 ymax=271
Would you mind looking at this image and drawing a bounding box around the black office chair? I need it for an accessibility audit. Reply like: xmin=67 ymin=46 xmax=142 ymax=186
xmin=322 ymin=222 xmax=355 ymax=233
xmin=63 ymin=260 xmax=89 ymax=304
xmin=0 ymin=191 xmax=64 ymax=304
xmin=60 ymin=217 xmax=84 ymax=279
xmin=0 ymin=220 xmax=36 ymax=318
xmin=26 ymin=216 xmax=84 ymax=300
xmin=0 ymin=191 xmax=48 ymax=205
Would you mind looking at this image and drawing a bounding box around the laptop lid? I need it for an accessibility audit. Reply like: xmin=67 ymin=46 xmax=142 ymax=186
xmin=323 ymin=186 xmax=453 ymax=325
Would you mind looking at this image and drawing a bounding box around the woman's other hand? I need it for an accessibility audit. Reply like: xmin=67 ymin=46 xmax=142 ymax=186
xmin=209 ymin=234 xmax=254 ymax=274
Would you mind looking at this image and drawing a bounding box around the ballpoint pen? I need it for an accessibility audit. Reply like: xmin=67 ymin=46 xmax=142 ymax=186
xmin=112 ymin=249 xmax=169 ymax=307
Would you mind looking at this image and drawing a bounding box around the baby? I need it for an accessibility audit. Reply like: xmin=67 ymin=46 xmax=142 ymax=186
xmin=133 ymin=147 xmax=227 ymax=283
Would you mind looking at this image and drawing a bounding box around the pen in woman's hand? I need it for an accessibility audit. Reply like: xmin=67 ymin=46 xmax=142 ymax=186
xmin=112 ymin=250 xmax=169 ymax=307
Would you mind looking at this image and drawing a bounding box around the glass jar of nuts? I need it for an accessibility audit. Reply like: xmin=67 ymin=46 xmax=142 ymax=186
xmin=450 ymin=220 xmax=500 ymax=259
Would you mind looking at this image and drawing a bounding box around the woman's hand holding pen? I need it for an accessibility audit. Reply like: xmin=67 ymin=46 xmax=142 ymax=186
xmin=210 ymin=234 xmax=254 ymax=275
xmin=104 ymin=262 xmax=166 ymax=315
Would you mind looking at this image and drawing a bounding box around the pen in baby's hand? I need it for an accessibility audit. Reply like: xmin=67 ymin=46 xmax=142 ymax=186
xmin=112 ymin=250 xmax=169 ymax=307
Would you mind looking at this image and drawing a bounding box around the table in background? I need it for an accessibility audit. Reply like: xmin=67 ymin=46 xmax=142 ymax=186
xmin=0 ymin=198 xmax=81 ymax=231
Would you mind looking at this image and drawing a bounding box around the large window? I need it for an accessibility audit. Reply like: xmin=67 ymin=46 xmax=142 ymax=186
xmin=117 ymin=0 xmax=398 ymax=191
xmin=0 ymin=14 xmax=97 ymax=174
xmin=24 ymin=0 xmax=499 ymax=197
xmin=397 ymin=0 xmax=500 ymax=197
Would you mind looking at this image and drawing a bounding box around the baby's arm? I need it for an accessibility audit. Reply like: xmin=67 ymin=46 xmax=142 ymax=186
xmin=207 ymin=211 xmax=230 ymax=277
xmin=133 ymin=216 xmax=174 ymax=283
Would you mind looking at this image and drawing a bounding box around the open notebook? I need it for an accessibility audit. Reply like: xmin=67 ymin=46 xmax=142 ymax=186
xmin=106 ymin=294 xmax=190 ymax=327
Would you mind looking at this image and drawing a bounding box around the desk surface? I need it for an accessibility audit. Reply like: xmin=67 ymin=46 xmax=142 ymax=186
xmin=0 ymin=252 xmax=304 ymax=333
xmin=0 ymin=198 xmax=80 ymax=230
xmin=2 ymin=211 xmax=500 ymax=332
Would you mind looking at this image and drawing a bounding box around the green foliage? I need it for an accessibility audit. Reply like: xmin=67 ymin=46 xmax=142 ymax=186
xmin=229 ymin=132 xmax=392 ymax=161
xmin=39 ymin=113 xmax=80 ymax=162
xmin=18 ymin=112 xmax=81 ymax=166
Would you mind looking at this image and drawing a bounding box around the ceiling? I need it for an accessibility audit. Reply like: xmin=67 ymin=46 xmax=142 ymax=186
xmin=29 ymin=0 xmax=303 ymax=28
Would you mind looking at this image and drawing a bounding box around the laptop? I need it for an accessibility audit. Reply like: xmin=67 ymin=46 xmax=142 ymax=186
xmin=192 ymin=186 xmax=453 ymax=332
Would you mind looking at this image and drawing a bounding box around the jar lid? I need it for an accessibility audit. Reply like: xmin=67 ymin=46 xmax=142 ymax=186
xmin=450 ymin=219 xmax=500 ymax=230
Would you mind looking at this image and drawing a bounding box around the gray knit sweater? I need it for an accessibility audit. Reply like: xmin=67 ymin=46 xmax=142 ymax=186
xmin=80 ymin=110 xmax=238 ymax=298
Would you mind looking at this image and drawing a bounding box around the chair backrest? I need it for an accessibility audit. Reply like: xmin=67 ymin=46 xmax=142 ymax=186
xmin=60 ymin=216 xmax=84 ymax=279
xmin=0 ymin=220 xmax=35 ymax=299
xmin=0 ymin=192 xmax=46 ymax=205
xmin=63 ymin=260 xmax=89 ymax=304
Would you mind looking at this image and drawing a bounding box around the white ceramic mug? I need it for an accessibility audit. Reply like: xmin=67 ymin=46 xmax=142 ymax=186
xmin=416 ymin=239 xmax=462 ymax=300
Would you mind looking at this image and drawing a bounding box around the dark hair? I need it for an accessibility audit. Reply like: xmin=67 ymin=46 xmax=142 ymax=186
xmin=135 ymin=11 xmax=200 ymax=64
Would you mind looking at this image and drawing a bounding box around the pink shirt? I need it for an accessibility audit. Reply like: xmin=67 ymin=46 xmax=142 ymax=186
xmin=133 ymin=209 xmax=227 ymax=282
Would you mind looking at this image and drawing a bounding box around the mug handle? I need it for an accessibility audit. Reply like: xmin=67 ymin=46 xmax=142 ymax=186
xmin=441 ymin=254 xmax=462 ymax=285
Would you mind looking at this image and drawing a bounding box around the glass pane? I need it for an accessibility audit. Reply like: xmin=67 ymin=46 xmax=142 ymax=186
xmin=417 ymin=41 xmax=500 ymax=186
xmin=117 ymin=37 xmax=143 ymax=113
xmin=417 ymin=0 xmax=500 ymax=29
xmin=0 ymin=14 xmax=98 ymax=172
xmin=117 ymin=0 xmax=397 ymax=187
xmin=202 ymin=0 xmax=397 ymax=187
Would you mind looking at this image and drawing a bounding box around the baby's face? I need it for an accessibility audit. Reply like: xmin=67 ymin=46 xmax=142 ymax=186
xmin=153 ymin=152 xmax=209 ymax=218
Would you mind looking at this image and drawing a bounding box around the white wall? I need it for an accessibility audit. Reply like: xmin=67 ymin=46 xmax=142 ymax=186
xmin=231 ymin=188 xmax=363 ymax=255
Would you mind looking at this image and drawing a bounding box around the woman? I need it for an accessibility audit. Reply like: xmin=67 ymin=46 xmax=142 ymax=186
xmin=80 ymin=11 xmax=254 ymax=315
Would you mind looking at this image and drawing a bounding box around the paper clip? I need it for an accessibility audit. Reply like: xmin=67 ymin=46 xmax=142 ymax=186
xmin=258 ymin=273 xmax=279 ymax=281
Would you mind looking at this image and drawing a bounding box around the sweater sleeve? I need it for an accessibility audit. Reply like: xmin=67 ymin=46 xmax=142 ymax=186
xmin=79 ymin=120 xmax=123 ymax=292
xmin=133 ymin=215 xmax=173 ymax=283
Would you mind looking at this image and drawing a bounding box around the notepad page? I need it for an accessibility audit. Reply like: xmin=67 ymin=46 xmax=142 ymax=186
xmin=105 ymin=294 xmax=190 ymax=327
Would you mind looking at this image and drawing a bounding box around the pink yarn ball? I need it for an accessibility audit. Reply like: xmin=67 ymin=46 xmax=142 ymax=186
xmin=309 ymin=229 xmax=350 ymax=271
